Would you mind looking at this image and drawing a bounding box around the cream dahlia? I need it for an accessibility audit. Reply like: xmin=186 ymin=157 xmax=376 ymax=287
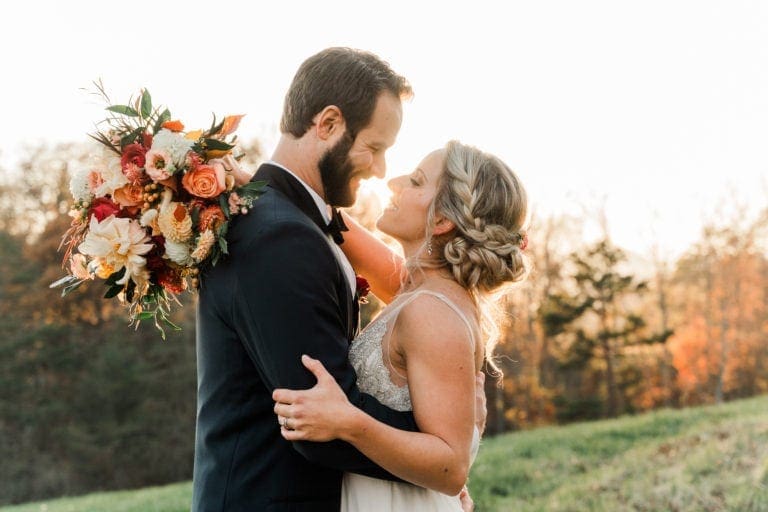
xmin=77 ymin=215 xmax=152 ymax=285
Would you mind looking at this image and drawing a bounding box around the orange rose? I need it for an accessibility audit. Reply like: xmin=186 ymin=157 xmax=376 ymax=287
xmin=182 ymin=162 xmax=226 ymax=198
xmin=113 ymin=184 xmax=144 ymax=207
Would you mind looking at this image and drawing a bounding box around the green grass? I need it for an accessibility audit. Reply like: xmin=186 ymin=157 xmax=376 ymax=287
xmin=0 ymin=482 xmax=192 ymax=512
xmin=469 ymin=394 xmax=768 ymax=511
xmin=3 ymin=395 xmax=767 ymax=512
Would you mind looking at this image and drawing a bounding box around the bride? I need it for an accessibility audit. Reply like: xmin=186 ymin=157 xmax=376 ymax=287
xmin=273 ymin=140 xmax=529 ymax=511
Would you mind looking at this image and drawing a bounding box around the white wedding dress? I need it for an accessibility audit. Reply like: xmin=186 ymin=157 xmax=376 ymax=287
xmin=342 ymin=289 xmax=481 ymax=512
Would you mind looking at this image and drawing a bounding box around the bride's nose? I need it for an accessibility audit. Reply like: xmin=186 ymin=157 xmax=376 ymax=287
xmin=387 ymin=175 xmax=404 ymax=193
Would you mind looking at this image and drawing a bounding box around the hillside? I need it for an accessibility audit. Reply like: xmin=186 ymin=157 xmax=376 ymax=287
xmin=3 ymin=395 xmax=767 ymax=512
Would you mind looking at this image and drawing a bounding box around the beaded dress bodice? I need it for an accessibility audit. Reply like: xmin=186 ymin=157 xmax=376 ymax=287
xmin=348 ymin=290 xmax=476 ymax=412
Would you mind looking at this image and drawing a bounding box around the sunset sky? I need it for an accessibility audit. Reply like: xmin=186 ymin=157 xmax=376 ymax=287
xmin=2 ymin=0 xmax=766 ymax=258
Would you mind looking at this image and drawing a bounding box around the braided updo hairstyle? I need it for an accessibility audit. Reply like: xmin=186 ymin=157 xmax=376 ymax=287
xmin=425 ymin=140 xmax=528 ymax=292
xmin=408 ymin=140 xmax=529 ymax=372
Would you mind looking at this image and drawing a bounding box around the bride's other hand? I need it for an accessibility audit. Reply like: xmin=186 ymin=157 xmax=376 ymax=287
xmin=459 ymin=486 xmax=474 ymax=512
xmin=272 ymin=355 xmax=357 ymax=442
xmin=475 ymin=371 xmax=487 ymax=435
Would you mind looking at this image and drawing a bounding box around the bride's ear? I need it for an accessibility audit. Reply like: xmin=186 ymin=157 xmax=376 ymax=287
xmin=432 ymin=215 xmax=455 ymax=236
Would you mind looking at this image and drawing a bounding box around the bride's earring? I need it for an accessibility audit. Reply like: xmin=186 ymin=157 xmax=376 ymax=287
xmin=427 ymin=239 xmax=433 ymax=256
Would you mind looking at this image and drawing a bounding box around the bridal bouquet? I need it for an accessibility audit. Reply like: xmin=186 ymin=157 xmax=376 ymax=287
xmin=52 ymin=83 xmax=265 ymax=336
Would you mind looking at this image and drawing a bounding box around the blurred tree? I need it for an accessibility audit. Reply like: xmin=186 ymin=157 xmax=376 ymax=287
xmin=542 ymin=238 xmax=671 ymax=418
xmin=671 ymin=203 xmax=768 ymax=405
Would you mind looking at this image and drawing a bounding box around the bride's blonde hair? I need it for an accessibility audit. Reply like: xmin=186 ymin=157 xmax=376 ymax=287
xmin=405 ymin=140 xmax=529 ymax=373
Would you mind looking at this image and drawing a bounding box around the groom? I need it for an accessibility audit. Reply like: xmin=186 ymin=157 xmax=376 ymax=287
xmin=192 ymin=48 xmax=418 ymax=511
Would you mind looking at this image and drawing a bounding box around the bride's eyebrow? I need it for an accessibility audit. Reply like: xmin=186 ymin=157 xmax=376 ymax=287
xmin=415 ymin=168 xmax=427 ymax=181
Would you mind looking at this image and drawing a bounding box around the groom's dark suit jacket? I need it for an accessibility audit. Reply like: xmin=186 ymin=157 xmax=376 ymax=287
xmin=192 ymin=163 xmax=418 ymax=512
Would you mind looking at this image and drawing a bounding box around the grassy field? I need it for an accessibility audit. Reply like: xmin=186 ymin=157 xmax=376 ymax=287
xmin=3 ymin=395 xmax=767 ymax=512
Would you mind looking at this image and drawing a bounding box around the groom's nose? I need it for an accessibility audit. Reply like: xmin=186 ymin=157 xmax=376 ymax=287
xmin=371 ymin=153 xmax=386 ymax=179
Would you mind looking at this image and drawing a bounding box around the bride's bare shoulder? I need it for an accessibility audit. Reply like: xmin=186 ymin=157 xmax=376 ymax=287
xmin=392 ymin=285 xmax=478 ymax=356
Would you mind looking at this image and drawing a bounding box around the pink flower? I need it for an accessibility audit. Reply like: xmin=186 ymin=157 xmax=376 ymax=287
xmin=145 ymin=149 xmax=174 ymax=181
xmin=88 ymin=170 xmax=105 ymax=193
xmin=227 ymin=192 xmax=242 ymax=215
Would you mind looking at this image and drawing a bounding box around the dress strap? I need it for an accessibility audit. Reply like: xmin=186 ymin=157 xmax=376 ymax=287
xmin=379 ymin=289 xmax=477 ymax=382
xmin=408 ymin=290 xmax=477 ymax=349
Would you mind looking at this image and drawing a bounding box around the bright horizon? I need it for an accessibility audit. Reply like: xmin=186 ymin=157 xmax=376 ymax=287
xmin=2 ymin=0 xmax=766 ymax=259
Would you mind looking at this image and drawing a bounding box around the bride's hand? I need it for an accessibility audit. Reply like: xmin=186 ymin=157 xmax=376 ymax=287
xmin=272 ymin=355 xmax=356 ymax=442
xmin=219 ymin=154 xmax=253 ymax=186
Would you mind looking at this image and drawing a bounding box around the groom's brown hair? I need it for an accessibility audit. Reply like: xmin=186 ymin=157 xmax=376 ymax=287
xmin=280 ymin=47 xmax=412 ymax=139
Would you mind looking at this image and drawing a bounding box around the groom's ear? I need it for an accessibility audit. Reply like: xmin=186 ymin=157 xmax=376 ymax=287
xmin=313 ymin=105 xmax=345 ymax=141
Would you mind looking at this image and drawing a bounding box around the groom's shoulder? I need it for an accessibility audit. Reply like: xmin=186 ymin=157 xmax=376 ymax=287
xmin=229 ymin=187 xmax=325 ymax=246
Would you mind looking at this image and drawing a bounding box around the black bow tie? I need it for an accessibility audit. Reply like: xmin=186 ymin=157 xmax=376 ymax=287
xmin=326 ymin=207 xmax=349 ymax=245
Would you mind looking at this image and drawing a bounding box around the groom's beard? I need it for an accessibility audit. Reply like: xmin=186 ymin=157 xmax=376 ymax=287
xmin=319 ymin=131 xmax=356 ymax=207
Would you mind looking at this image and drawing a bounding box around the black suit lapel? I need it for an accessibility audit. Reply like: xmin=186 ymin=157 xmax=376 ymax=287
xmin=253 ymin=163 xmax=328 ymax=233
xmin=253 ymin=163 xmax=359 ymax=339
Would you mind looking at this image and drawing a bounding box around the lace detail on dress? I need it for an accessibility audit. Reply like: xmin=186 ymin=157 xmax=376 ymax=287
xmin=349 ymin=318 xmax=412 ymax=412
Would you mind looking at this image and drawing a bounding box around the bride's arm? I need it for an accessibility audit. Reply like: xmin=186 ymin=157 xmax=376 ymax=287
xmin=273 ymin=297 xmax=476 ymax=495
xmin=339 ymin=212 xmax=404 ymax=304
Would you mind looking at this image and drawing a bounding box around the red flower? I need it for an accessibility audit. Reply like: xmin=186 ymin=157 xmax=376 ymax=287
xmin=89 ymin=197 xmax=121 ymax=222
xmin=156 ymin=266 xmax=186 ymax=294
xmin=356 ymin=275 xmax=371 ymax=303
xmin=121 ymin=143 xmax=147 ymax=170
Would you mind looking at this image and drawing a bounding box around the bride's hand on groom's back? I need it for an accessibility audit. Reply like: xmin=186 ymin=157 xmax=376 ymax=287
xmin=272 ymin=355 xmax=358 ymax=442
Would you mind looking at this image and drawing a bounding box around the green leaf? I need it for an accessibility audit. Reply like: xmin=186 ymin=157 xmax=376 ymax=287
xmin=50 ymin=275 xmax=79 ymax=289
xmin=140 ymin=89 xmax=152 ymax=119
xmin=218 ymin=235 xmax=228 ymax=255
xmin=106 ymin=105 xmax=139 ymax=117
xmin=62 ymin=280 xmax=87 ymax=297
xmin=218 ymin=194 xmax=231 ymax=220
xmin=136 ymin=311 xmax=156 ymax=320
xmin=120 ymin=126 xmax=145 ymax=148
xmin=161 ymin=316 xmax=182 ymax=331
xmin=203 ymin=138 xmax=234 ymax=151
xmin=208 ymin=113 xmax=219 ymax=135
xmin=125 ymin=279 xmax=136 ymax=302
xmin=238 ymin=180 xmax=267 ymax=199
xmin=104 ymin=267 xmax=126 ymax=287
xmin=104 ymin=284 xmax=123 ymax=299
xmin=153 ymin=108 xmax=171 ymax=134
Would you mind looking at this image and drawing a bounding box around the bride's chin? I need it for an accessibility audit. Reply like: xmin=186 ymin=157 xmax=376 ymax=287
xmin=375 ymin=217 xmax=395 ymax=238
